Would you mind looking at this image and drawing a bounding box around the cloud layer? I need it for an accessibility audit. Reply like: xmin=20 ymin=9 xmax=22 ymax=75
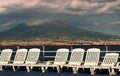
xmin=0 ymin=0 xmax=120 ymax=15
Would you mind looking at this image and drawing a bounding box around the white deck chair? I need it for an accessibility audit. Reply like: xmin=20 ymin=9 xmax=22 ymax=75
xmin=12 ymin=48 xmax=28 ymax=71
xmin=0 ymin=49 xmax=13 ymax=71
xmin=44 ymin=48 xmax=69 ymax=73
xmin=72 ymin=48 xmax=100 ymax=74
xmin=84 ymin=48 xmax=100 ymax=66
xmin=95 ymin=53 xmax=119 ymax=75
xmin=62 ymin=48 xmax=84 ymax=72
xmin=25 ymin=48 xmax=40 ymax=72
xmin=68 ymin=48 xmax=85 ymax=65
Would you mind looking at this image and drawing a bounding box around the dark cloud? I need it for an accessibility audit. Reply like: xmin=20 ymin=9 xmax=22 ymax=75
xmin=66 ymin=6 xmax=84 ymax=11
xmin=0 ymin=7 xmax=58 ymax=19
xmin=85 ymin=0 xmax=118 ymax=3
xmin=98 ymin=0 xmax=117 ymax=2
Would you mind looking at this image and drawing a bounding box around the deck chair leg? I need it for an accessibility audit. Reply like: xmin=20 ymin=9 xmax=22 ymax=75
xmin=56 ymin=66 xmax=61 ymax=73
xmin=82 ymin=68 xmax=85 ymax=71
xmin=72 ymin=67 xmax=78 ymax=74
xmin=41 ymin=67 xmax=45 ymax=73
xmin=110 ymin=68 xmax=116 ymax=75
xmin=12 ymin=66 xmax=16 ymax=71
xmin=90 ymin=68 xmax=95 ymax=75
xmin=119 ymin=69 xmax=120 ymax=72
xmin=108 ymin=68 xmax=111 ymax=74
xmin=30 ymin=66 xmax=33 ymax=70
xmin=26 ymin=66 xmax=30 ymax=72
xmin=45 ymin=66 xmax=48 ymax=71
xmin=0 ymin=66 xmax=3 ymax=71
xmin=60 ymin=66 xmax=63 ymax=72
xmin=53 ymin=67 xmax=55 ymax=70
xmin=67 ymin=67 xmax=69 ymax=69
xmin=60 ymin=66 xmax=63 ymax=69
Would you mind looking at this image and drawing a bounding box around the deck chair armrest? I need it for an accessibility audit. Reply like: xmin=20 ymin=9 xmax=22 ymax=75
xmin=112 ymin=62 xmax=117 ymax=67
xmin=81 ymin=61 xmax=84 ymax=65
xmin=61 ymin=61 xmax=68 ymax=64
xmin=46 ymin=61 xmax=54 ymax=65
xmin=9 ymin=60 xmax=13 ymax=63
xmin=36 ymin=60 xmax=40 ymax=64
xmin=98 ymin=61 xmax=102 ymax=65
xmin=66 ymin=61 xmax=69 ymax=64
xmin=116 ymin=62 xmax=120 ymax=66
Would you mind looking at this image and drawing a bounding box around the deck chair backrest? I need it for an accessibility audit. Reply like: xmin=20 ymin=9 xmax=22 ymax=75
xmin=84 ymin=48 xmax=100 ymax=66
xmin=25 ymin=48 xmax=40 ymax=64
xmin=0 ymin=49 xmax=13 ymax=64
xmin=14 ymin=49 xmax=28 ymax=64
xmin=54 ymin=48 xmax=69 ymax=65
xmin=101 ymin=53 xmax=119 ymax=66
xmin=69 ymin=48 xmax=85 ymax=65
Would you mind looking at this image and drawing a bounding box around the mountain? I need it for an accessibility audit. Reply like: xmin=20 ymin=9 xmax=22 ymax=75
xmin=0 ymin=20 xmax=119 ymax=41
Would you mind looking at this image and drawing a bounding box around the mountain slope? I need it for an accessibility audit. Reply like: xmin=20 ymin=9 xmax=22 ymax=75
xmin=0 ymin=21 xmax=119 ymax=41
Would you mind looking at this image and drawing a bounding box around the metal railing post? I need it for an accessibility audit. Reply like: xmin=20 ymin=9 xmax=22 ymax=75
xmin=106 ymin=46 xmax=108 ymax=53
xmin=42 ymin=46 xmax=45 ymax=62
xmin=71 ymin=46 xmax=73 ymax=51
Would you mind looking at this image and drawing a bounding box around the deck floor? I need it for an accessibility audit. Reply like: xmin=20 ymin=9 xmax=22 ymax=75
xmin=0 ymin=71 xmax=119 ymax=76
xmin=0 ymin=67 xmax=120 ymax=76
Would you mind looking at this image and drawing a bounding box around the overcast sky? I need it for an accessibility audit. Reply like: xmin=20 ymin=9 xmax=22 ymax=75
xmin=0 ymin=0 xmax=120 ymax=36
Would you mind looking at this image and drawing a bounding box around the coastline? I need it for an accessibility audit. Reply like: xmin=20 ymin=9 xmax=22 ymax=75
xmin=0 ymin=42 xmax=120 ymax=48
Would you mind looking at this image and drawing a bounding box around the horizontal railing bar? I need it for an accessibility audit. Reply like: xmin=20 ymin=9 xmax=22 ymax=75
xmin=0 ymin=50 xmax=120 ymax=53
xmin=43 ymin=51 xmax=120 ymax=52
xmin=44 ymin=56 xmax=55 ymax=58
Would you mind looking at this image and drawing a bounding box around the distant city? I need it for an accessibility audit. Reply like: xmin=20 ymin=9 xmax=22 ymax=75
xmin=0 ymin=38 xmax=120 ymax=46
